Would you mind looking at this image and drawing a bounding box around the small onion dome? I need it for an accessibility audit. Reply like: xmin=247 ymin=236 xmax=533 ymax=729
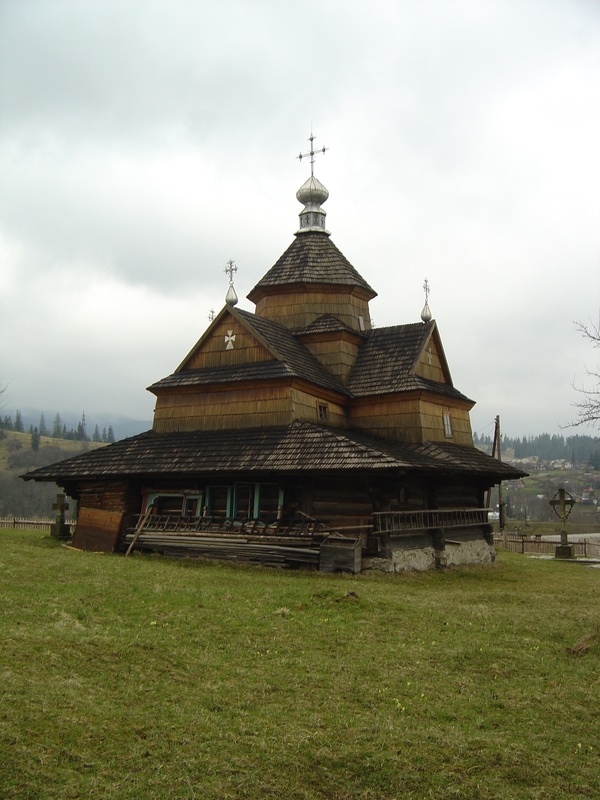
xmin=296 ymin=175 xmax=329 ymax=207
xmin=226 ymin=283 xmax=238 ymax=306
xmin=420 ymin=301 xmax=432 ymax=323
xmin=296 ymin=175 xmax=330 ymax=234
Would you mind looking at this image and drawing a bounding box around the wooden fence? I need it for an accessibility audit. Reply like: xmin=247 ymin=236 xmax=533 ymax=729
xmin=0 ymin=517 xmax=76 ymax=533
xmin=494 ymin=534 xmax=600 ymax=559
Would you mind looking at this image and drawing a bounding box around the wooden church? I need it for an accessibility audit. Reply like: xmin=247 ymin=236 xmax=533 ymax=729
xmin=25 ymin=137 xmax=524 ymax=572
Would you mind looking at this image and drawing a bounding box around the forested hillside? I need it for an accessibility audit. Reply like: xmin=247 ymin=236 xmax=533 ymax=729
xmin=0 ymin=430 xmax=104 ymax=517
xmin=474 ymin=432 xmax=600 ymax=467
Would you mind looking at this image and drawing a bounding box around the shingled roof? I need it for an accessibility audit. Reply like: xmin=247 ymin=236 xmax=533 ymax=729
xmin=347 ymin=321 xmax=472 ymax=402
xmin=247 ymin=232 xmax=376 ymax=301
xmin=23 ymin=420 xmax=525 ymax=483
xmin=149 ymin=307 xmax=347 ymax=396
xmin=292 ymin=313 xmax=366 ymax=337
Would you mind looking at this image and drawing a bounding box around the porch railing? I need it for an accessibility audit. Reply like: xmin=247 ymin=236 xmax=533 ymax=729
xmin=373 ymin=508 xmax=490 ymax=534
xmin=131 ymin=513 xmax=320 ymax=537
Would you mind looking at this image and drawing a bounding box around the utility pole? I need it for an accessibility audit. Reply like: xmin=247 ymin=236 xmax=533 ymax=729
xmin=485 ymin=416 xmax=506 ymax=546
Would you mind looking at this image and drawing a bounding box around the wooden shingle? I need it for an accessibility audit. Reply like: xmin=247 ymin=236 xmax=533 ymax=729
xmin=247 ymin=233 xmax=376 ymax=300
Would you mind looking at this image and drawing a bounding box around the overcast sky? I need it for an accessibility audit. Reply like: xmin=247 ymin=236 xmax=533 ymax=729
xmin=1 ymin=0 xmax=599 ymax=439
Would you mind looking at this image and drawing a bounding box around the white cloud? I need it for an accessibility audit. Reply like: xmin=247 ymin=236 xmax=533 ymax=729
xmin=1 ymin=0 xmax=599 ymax=435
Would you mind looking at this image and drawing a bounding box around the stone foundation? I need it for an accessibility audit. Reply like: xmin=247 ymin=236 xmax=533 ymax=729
xmin=367 ymin=535 xmax=496 ymax=573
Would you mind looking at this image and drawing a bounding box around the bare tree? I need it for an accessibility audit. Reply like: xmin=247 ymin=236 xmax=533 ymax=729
xmin=570 ymin=318 xmax=600 ymax=427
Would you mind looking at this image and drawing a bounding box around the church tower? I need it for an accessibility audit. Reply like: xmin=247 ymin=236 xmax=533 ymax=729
xmin=247 ymin=134 xmax=377 ymax=336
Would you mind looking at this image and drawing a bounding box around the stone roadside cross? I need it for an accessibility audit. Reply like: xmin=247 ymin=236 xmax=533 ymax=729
xmin=51 ymin=493 xmax=71 ymax=540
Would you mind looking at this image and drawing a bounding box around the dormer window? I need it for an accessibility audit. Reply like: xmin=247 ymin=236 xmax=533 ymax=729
xmin=443 ymin=413 xmax=453 ymax=438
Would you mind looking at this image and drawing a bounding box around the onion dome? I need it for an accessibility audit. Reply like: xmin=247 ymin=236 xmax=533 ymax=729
xmin=420 ymin=278 xmax=432 ymax=322
xmin=225 ymin=259 xmax=238 ymax=306
xmin=296 ymin=175 xmax=330 ymax=234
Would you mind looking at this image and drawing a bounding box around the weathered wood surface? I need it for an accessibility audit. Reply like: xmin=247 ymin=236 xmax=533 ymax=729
xmin=319 ymin=536 xmax=362 ymax=573
xmin=373 ymin=508 xmax=490 ymax=533
xmin=124 ymin=531 xmax=321 ymax=568
xmin=72 ymin=507 xmax=124 ymax=552
xmin=0 ymin=516 xmax=76 ymax=533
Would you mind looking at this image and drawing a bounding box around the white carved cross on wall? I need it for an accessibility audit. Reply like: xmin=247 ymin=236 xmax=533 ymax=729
xmin=427 ymin=345 xmax=433 ymax=365
xmin=224 ymin=330 xmax=236 ymax=350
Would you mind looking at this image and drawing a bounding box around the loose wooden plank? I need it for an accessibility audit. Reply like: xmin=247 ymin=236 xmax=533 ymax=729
xmin=72 ymin=507 xmax=123 ymax=552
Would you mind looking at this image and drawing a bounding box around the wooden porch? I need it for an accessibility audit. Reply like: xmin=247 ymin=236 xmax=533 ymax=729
xmin=121 ymin=507 xmax=492 ymax=571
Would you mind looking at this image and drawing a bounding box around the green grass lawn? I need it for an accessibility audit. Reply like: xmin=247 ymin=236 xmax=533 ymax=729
xmin=1 ymin=530 xmax=598 ymax=800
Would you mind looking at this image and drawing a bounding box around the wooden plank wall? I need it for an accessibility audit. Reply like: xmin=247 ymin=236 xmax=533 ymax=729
xmin=299 ymin=335 xmax=361 ymax=384
xmin=72 ymin=507 xmax=123 ymax=552
xmin=153 ymin=382 xmax=350 ymax=432
xmin=254 ymin=288 xmax=371 ymax=331
xmin=414 ymin=339 xmax=446 ymax=383
xmin=349 ymin=395 xmax=473 ymax=445
xmin=291 ymin=386 xmax=347 ymax=427
xmin=153 ymin=384 xmax=295 ymax=432
xmin=183 ymin=318 xmax=273 ymax=369
xmin=350 ymin=397 xmax=424 ymax=443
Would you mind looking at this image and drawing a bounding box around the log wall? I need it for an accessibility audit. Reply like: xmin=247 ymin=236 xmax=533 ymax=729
xmin=75 ymin=480 xmax=142 ymax=550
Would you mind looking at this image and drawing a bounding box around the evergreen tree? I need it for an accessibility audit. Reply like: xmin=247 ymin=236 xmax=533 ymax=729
xmin=92 ymin=424 xmax=102 ymax=442
xmin=52 ymin=413 xmax=63 ymax=438
xmin=1 ymin=415 xmax=12 ymax=430
xmin=14 ymin=410 xmax=24 ymax=432
xmin=31 ymin=427 xmax=40 ymax=452
xmin=102 ymin=427 xmax=107 ymax=442
xmin=39 ymin=413 xmax=48 ymax=436
xmin=107 ymin=425 xmax=115 ymax=443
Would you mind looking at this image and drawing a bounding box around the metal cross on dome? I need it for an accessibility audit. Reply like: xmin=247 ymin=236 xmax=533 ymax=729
xmin=224 ymin=259 xmax=237 ymax=282
xmin=296 ymin=131 xmax=328 ymax=177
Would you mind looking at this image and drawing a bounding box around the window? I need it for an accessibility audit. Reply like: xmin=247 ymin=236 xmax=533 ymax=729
xmin=145 ymin=492 xmax=203 ymax=516
xmin=318 ymin=403 xmax=329 ymax=422
xmin=443 ymin=413 xmax=453 ymax=438
xmin=206 ymin=485 xmax=230 ymax=517
xmin=233 ymin=483 xmax=255 ymax=519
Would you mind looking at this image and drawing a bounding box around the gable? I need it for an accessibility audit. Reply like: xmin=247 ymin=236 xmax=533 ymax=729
xmin=178 ymin=310 xmax=273 ymax=370
xmin=348 ymin=321 xmax=459 ymax=398
xmin=414 ymin=330 xmax=450 ymax=383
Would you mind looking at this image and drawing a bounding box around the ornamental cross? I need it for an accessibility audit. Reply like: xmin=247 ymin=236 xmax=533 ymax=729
xmin=296 ymin=131 xmax=328 ymax=177
xmin=423 ymin=278 xmax=430 ymax=304
xmin=550 ymin=488 xmax=576 ymax=551
xmin=52 ymin=493 xmax=69 ymax=520
xmin=224 ymin=330 xmax=236 ymax=350
xmin=225 ymin=259 xmax=237 ymax=282
xmin=550 ymin=488 xmax=575 ymax=523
